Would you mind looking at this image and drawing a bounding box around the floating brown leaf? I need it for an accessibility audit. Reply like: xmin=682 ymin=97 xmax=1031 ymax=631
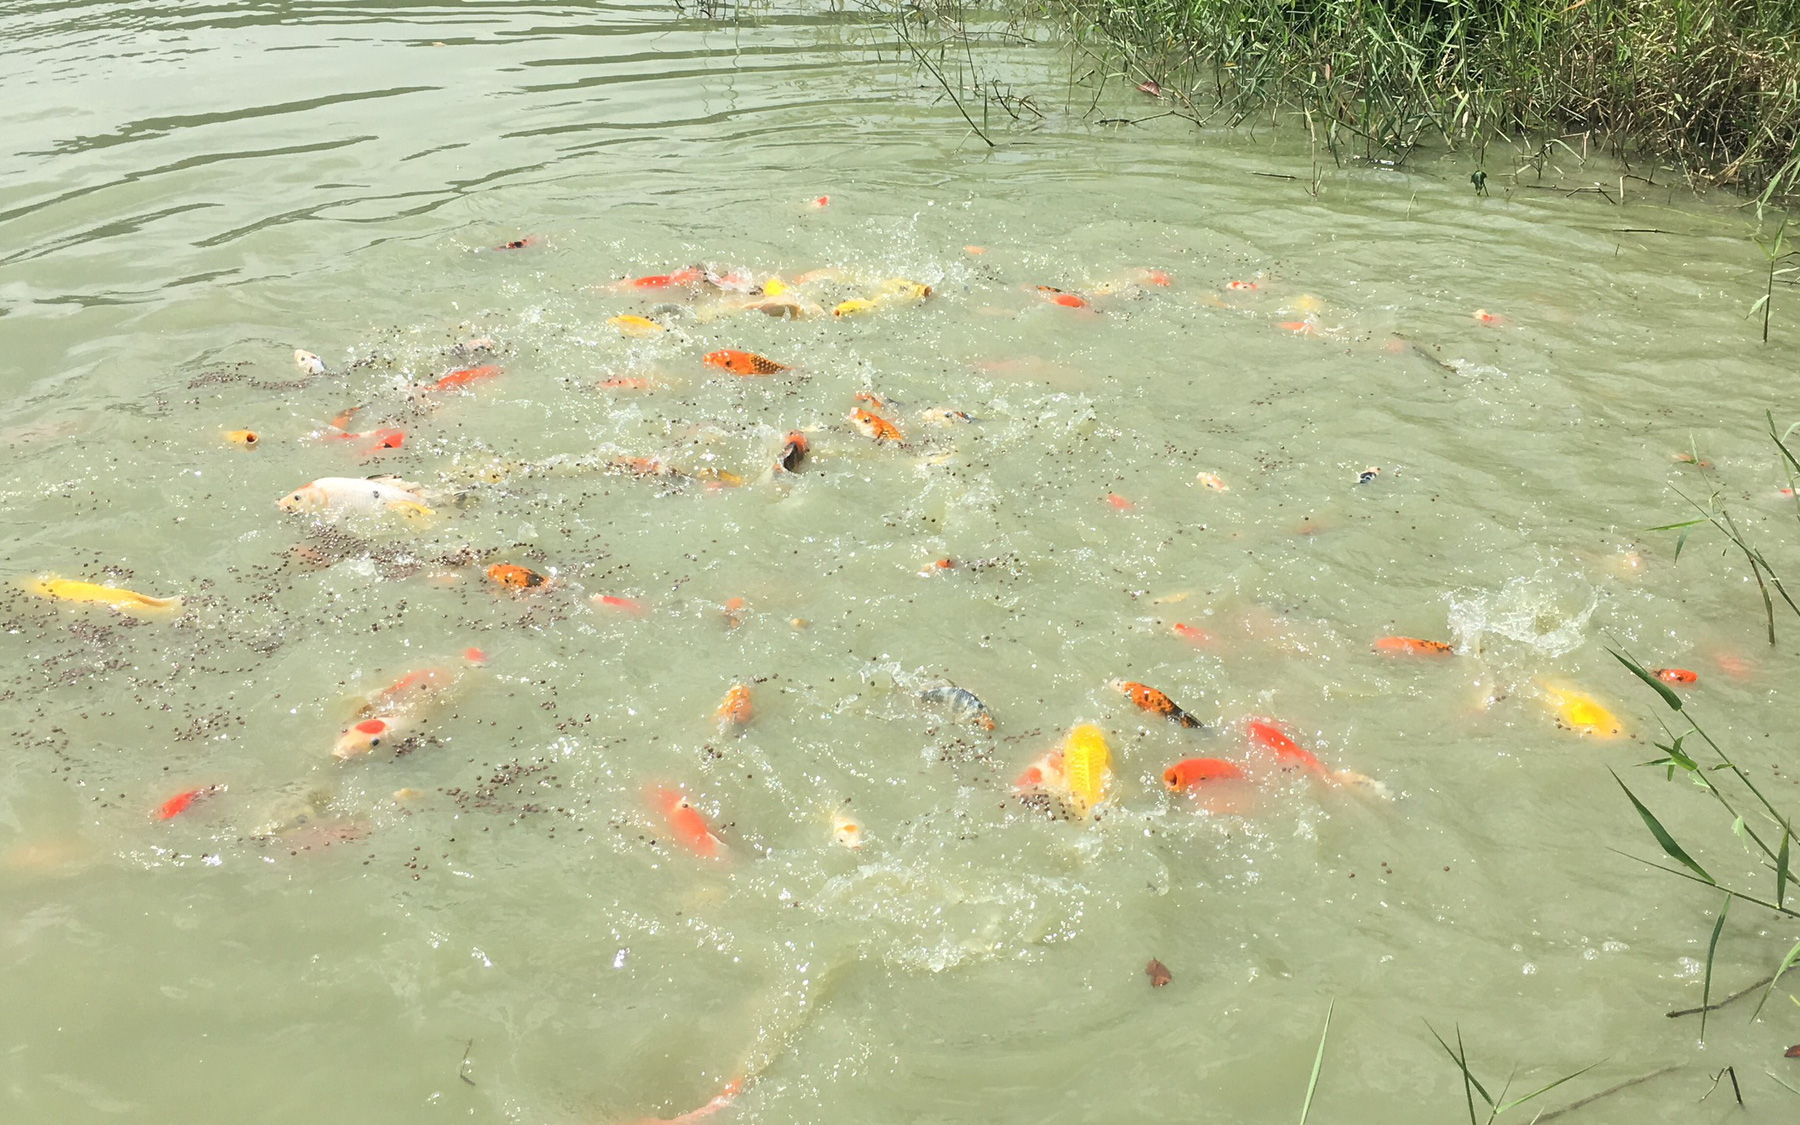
xmin=1785 ymin=1044 xmax=1800 ymax=1058
xmin=1146 ymin=958 xmax=1172 ymax=988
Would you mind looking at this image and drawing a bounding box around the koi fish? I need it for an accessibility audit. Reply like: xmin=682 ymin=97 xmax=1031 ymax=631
xmin=918 ymin=684 xmax=995 ymax=731
xmin=1163 ymin=757 xmax=1244 ymax=790
xmin=592 ymin=594 xmax=647 ymax=616
xmin=1373 ymin=636 xmax=1454 ymax=656
xmin=716 ymin=683 xmax=753 ymax=726
xmin=328 ymin=406 xmax=361 ymax=431
xmin=806 ymin=195 xmax=830 ymax=209
xmin=1196 ymin=472 xmax=1228 ymax=491
xmin=1244 ymin=718 xmax=1326 ymax=776
xmin=225 ymin=429 xmax=259 ymax=448
xmin=1656 ymin=667 xmax=1698 ymax=685
xmin=1061 ymin=723 xmax=1112 ymax=813
xmin=1226 ymin=280 xmax=1258 ymax=291
xmin=615 ymin=267 xmax=703 ymax=290
xmin=487 ymin=563 xmax=547 ymax=590
xmin=1140 ymin=269 xmax=1172 ymax=286
xmin=325 ymin=427 xmax=405 ymax=453
xmin=1037 ymin=286 xmax=1091 ymax=309
xmin=1137 ymin=79 xmax=1161 ymax=96
xmin=155 ymin=784 xmax=224 ymax=820
xmin=1540 ymin=684 xmax=1624 ymax=738
xmin=276 ymin=475 xmax=433 ymax=518
xmin=25 ymin=576 xmax=183 ymax=615
xmin=832 ymin=298 xmax=878 ymax=317
xmin=1106 ymin=493 xmax=1135 ymax=510
xmin=704 ymin=349 xmax=788 ymax=376
xmin=430 ymin=364 xmax=501 ymax=392
xmin=1013 ymin=749 xmax=1064 ymax=793
xmin=610 ymin=314 xmax=667 ymax=337
xmin=294 ymin=349 xmax=327 ymax=375
xmin=964 ymin=245 xmax=987 ymax=255
xmin=849 ymin=408 xmax=903 ymax=443
xmin=920 ymin=408 xmax=976 ymax=425
xmin=722 ymin=597 xmax=746 ymax=630
xmin=599 ymin=376 xmax=654 ymax=390
xmin=493 ymin=236 xmax=541 ymax=250
xmin=633 ymin=1077 xmax=746 ymax=1124
xmin=1357 ymin=467 xmax=1381 ymax=484
xmin=1171 ymin=622 xmax=1212 ymax=645
xmin=1277 ymin=319 xmax=1320 ymax=335
xmin=875 ymin=278 xmax=932 ymax=303
xmin=778 ymin=431 xmax=808 ymax=473
xmin=831 ymin=809 xmax=863 ymax=849
xmin=1473 ymin=308 xmax=1507 ymax=326
xmin=1110 ymin=680 xmax=1203 ymax=728
xmin=332 ymin=714 xmax=418 ymax=760
xmin=652 ymin=788 xmax=724 ymax=859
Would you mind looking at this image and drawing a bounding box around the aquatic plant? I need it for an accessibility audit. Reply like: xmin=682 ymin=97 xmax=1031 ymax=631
xmin=1050 ymin=0 xmax=1800 ymax=209
xmin=1426 ymin=1023 xmax=1598 ymax=1124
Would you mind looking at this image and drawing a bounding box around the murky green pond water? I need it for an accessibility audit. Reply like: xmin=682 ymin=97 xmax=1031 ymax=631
xmin=5 ymin=2 xmax=1800 ymax=1121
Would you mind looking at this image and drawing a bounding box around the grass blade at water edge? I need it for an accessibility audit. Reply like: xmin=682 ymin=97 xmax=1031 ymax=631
xmin=1700 ymin=891 xmax=1730 ymax=1041
xmin=1751 ymin=938 xmax=1800 ymax=1022
xmin=1612 ymin=771 xmax=1715 ymax=884
xmin=1298 ymin=998 xmax=1332 ymax=1125
xmin=1779 ymin=823 xmax=1791 ymax=910
xmin=1493 ymin=1059 xmax=1602 ymax=1115
xmin=1426 ymin=1022 xmax=1490 ymax=1124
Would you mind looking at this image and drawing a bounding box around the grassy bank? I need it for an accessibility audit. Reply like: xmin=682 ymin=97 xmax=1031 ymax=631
xmin=1055 ymin=0 xmax=1800 ymax=207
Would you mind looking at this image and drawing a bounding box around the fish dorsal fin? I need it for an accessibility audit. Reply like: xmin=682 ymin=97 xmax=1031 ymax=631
xmin=366 ymin=474 xmax=424 ymax=494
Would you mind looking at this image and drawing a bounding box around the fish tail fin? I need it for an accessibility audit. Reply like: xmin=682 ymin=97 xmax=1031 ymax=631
xmin=136 ymin=595 xmax=184 ymax=612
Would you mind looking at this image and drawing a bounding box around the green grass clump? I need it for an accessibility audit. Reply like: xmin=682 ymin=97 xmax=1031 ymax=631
xmin=1060 ymin=0 xmax=1800 ymax=207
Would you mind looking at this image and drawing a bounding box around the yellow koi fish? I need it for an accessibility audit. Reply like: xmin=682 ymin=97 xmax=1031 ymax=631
xmin=1541 ymin=683 xmax=1624 ymax=738
xmin=609 ymin=314 xmax=666 ymax=337
xmin=832 ymin=298 xmax=878 ymax=317
xmin=1062 ymin=723 xmax=1112 ymax=813
xmin=26 ymin=576 xmax=183 ymax=615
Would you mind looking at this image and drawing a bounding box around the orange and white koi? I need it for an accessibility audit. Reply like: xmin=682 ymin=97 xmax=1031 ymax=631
xmin=1171 ymin=622 xmax=1212 ymax=646
xmin=1196 ymin=472 xmax=1228 ymax=491
xmin=332 ymin=714 xmax=421 ymax=760
xmin=631 ymin=1077 xmax=746 ymax=1124
xmin=155 ymin=784 xmax=224 ymax=820
xmin=323 ymin=426 xmax=404 ymax=454
xmin=493 ymin=236 xmax=541 ymax=251
xmin=1473 ymin=308 xmax=1508 ymax=326
xmin=831 ymin=809 xmax=863 ymax=849
xmin=849 ymin=408 xmax=903 ymax=443
xmin=614 ymin=267 xmax=704 ymax=290
xmin=225 ymin=429 xmax=259 ymax=448
xmin=1163 ymin=758 xmax=1244 ymax=791
xmin=592 ymin=594 xmax=647 ymax=616
xmin=722 ymin=597 xmax=746 ymax=630
xmin=1656 ymin=667 xmax=1698 ymax=685
xmin=651 ymin=787 xmax=725 ymax=859
xmin=716 ymin=683 xmax=753 ymax=726
xmin=704 ymin=349 xmax=788 ymax=376
xmin=294 ymin=349 xmax=327 ymax=375
xmin=920 ymin=408 xmax=976 ymax=425
xmin=1226 ymin=280 xmax=1258 ymax=291
xmin=26 ymin=576 xmax=183 ymax=615
xmin=1110 ymin=680 xmax=1203 ymax=728
xmin=1106 ymin=493 xmax=1135 ymax=510
xmin=805 ymin=195 xmax=830 ymax=209
xmin=599 ymin=376 xmax=655 ymax=391
xmin=1372 ymin=636 xmax=1454 ymax=656
xmin=276 ymin=475 xmax=433 ymax=518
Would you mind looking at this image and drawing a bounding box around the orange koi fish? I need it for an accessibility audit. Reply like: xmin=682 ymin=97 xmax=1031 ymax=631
xmin=806 ymin=195 xmax=830 ymax=208
xmin=493 ymin=236 xmax=541 ymax=251
xmin=1110 ymin=680 xmax=1203 ymax=728
xmin=1245 ymin=718 xmax=1326 ymax=776
xmin=716 ymin=683 xmax=753 ymax=726
xmin=593 ymin=594 xmax=647 ymax=616
xmin=155 ymin=784 xmax=224 ymax=821
xmin=225 ymin=429 xmax=259 ymax=448
xmin=722 ymin=597 xmax=746 ymax=629
xmin=1037 ymin=286 xmax=1091 ymax=309
xmin=1277 ymin=319 xmax=1319 ymax=335
xmin=616 ymin=267 xmax=704 ymax=290
xmin=432 ymin=365 xmax=501 ymax=392
xmin=1373 ymin=636 xmax=1454 ymax=656
xmin=849 ymin=408 xmax=903 ymax=443
xmin=1656 ymin=667 xmax=1698 ymax=685
xmin=1473 ymin=308 xmax=1508 ymax=326
xmin=1106 ymin=493 xmax=1135 ymax=510
xmin=1139 ymin=269 xmax=1171 ymax=286
xmin=487 ymin=563 xmax=547 ymax=590
xmin=1171 ymin=622 xmax=1212 ymax=646
xmin=599 ymin=376 xmax=654 ymax=391
xmin=328 ymin=406 xmax=362 ymax=431
xmin=633 ymin=1076 xmax=745 ymax=1124
xmin=1227 ymin=280 xmax=1259 ymax=291
xmin=652 ymin=788 xmax=724 ymax=859
xmin=1163 ymin=758 xmax=1244 ymax=791
xmin=704 ymin=349 xmax=788 ymax=376
xmin=778 ymin=431 xmax=808 ymax=473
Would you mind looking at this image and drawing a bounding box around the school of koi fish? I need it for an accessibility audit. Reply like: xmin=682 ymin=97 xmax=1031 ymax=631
xmin=8 ymin=208 xmax=1748 ymax=1119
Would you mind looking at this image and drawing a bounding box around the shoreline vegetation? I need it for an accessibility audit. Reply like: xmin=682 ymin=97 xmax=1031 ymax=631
xmin=1043 ymin=0 xmax=1800 ymax=210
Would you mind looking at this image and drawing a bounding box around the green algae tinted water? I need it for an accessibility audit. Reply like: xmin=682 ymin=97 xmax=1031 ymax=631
xmin=3 ymin=3 xmax=1800 ymax=1122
